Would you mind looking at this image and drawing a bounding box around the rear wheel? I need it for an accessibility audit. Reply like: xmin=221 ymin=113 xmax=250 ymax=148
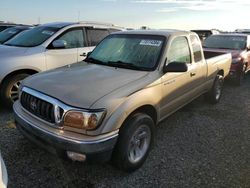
xmin=206 ymin=74 xmax=224 ymax=104
xmin=0 ymin=74 xmax=29 ymax=109
xmin=112 ymin=113 xmax=155 ymax=172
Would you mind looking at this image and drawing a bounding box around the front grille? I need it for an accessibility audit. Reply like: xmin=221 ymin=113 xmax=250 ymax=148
xmin=20 ymin=91 xmax=56 ymax=123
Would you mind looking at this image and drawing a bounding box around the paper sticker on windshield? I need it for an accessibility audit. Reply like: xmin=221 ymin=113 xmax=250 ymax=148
xmin=42 ymin=30 xmax=55 ymax=35
xmin=140 ymin=40 xmax=162 ymax=46
xmin=231 ymin=37 xmax=245 ymax=41
xmin=8 ymin=30 xmax=18 ymax=34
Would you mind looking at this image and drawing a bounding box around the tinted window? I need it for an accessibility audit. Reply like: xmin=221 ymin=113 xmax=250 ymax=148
xmin=5 ymin=26 xmax=60 ymax=47
xmin=87 ymin=34 xmax=165 ymax=71
xmin=0 ymin=26 xmax=12 ymax=32
xmin=190 ymin=35 xmax=202 ymax=62
xmin=86 ymin=29 xmax=109 ymax=46
xmin=204 ymin=35 xmax=247 ymax=50
xmin=168 ymin=37 xmax=191 ymax=64
xmin=57 ymin=29 xmax=84 ymax=48
xmin=0 ymin=27 xmax=24 ymax=43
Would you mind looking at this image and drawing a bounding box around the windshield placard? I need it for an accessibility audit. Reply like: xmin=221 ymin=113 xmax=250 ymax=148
xmin=140 ymin=40 xmax=162 ymax=47
xmin=42 ymin=30 xmax=55 ymax=35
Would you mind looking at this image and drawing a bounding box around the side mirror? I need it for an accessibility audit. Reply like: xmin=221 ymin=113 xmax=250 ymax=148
xmin=52 ymin=40 xmax=67 ymax=49
xmin=163 ymin=62 xmax=188 ymax=73
xmin=247 ymin=46 xmax=250 ymax=51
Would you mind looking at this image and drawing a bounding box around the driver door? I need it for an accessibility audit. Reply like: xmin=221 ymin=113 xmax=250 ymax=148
xmin=160 ymin=36 xmax=198 ymax=119
xmin=45 ymin=27 xmax=85 ymax=70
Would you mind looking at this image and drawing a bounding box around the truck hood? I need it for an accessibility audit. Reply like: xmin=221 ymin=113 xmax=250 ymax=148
xmin=204 ymin=48 xmax=243 ymax=59
xmin=0 ymin=45 xmax=29 ymax=58
xmin=23 ymin=62 xmax=149 ymax=108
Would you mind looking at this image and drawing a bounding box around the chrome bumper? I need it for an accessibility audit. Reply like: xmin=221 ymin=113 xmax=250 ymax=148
xmin=13 ymin=102 xmax=118 ymax=160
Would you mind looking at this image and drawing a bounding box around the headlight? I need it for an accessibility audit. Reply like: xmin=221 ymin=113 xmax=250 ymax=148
xmin=63 ymin=110 xmax=106 ymax=130
xmin=232 ymin=57 xmax=242 ymax=64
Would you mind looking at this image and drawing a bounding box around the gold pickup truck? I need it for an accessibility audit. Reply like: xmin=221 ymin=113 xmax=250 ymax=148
xmin=14 ymin=30 xmax=232 ymax=172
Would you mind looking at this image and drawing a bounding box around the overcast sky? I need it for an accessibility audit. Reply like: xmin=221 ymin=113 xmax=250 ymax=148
xmin=0 ymin=0 xmax=249 ymax=31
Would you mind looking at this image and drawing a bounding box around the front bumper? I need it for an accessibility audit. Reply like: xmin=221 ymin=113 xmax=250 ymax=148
xmin=13 ymin=102 xmax=118 ymax=162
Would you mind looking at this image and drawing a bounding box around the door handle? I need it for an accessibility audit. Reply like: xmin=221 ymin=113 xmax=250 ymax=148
xmin=80 ymin=52 xmax=87 ymax=57
xmin=190 ymin=72 xmax=196 ymax=77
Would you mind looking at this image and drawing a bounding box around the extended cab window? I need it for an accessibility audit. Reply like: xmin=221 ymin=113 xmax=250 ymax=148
xmin=56 ymin=29 xmax=84 ymax=49
xmin=168 ymin=36 xmax=191 ymax=64
xmin=86 ymin=28 xmax=109 ymax=46
xmin=190 ymin=35 xmax=202 ymax=62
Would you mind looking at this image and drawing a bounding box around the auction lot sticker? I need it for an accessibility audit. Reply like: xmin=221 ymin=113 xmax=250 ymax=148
xmin=140 ymin=40 xmax=162 ymax=46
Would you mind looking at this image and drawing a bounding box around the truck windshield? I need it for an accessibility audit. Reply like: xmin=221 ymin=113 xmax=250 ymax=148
xmin=4 ymin=26 xmax=60 ymax=47
xmin=0 ymin=27 xmax=24 ymax=44
xmin=86 ymin=34 xmax=165 ymax=71
xmin=203 ymin=35 xmax=247 ymax=50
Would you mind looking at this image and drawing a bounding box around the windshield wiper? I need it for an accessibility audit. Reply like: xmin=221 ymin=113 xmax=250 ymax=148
xmin=85 ymin=57 xmax=106 ymax=65
xmin=107 ymin=60 xmax=144 ymax=70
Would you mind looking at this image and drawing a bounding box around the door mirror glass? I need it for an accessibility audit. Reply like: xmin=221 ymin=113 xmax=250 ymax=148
xmin=52 ymin=39 xmax=67 ymax=49
xmin=163 ymin=62 xmax=188 ymax=73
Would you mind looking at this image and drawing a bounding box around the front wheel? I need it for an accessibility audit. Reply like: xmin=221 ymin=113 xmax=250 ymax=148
xmin=0 ymin=74 xmax=29 ymax=109
xmin=205 ymin=74 xmax=224 ymax=104
xmin=112 ymin=113 xmax=155 ymax=172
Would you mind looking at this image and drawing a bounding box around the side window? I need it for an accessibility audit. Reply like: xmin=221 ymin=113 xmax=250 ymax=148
xmin=57 ymin=29 xmax=84 ymax=49
xmin=168 ymin=36 xmax=191 ymax=64
xmin=190 ymin=35 xmax=202 ymax=62
xmin=86 ymin=28 xmax=109 ymax=46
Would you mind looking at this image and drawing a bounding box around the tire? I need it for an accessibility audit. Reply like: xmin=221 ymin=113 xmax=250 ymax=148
xmin=0 ymin=74 xmax=29 ymax=109
xmin=206 ymin=74 xmax=224 ymax=104
xmin=112 ymin=113 xmax=155 ymax=172
xmin=234 ymin=64 xmax=246 ymax=86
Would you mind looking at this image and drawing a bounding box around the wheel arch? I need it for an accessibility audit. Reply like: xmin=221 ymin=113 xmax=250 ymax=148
xmin=0 ymin=68 xmax=39 ymax=88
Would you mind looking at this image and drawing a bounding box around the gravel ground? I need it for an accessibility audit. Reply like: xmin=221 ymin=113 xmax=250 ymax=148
xmin=0 ymin=77 xmax=250 ymax=188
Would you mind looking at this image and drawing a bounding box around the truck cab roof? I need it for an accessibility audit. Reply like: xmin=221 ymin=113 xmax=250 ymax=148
xmin=111 ymin=29 xmax=192 ymax=37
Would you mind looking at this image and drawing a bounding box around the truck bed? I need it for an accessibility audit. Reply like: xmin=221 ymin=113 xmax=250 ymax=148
xmin=204 ymin=50 xmax=232 ymax=82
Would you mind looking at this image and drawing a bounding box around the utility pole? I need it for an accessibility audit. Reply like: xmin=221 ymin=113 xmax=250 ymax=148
xmin=78 ymin=11 xmax=80 ymax=22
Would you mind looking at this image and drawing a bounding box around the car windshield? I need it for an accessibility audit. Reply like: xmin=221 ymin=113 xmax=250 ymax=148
xmin=0 ymin=27 xmax=23 ymax=44
xmin=86 ymin=34 xmax=165 ymax=71
xmin=203 ymin=35 xmax=247 ymax=50
xmin=5 ymin=26 xmax=60 ymax=47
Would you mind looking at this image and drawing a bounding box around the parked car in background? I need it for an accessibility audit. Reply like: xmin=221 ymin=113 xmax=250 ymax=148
xmin=0 ymin=153 xmax=8 ymax=188
xmin=0 ymin=21 xmax=123 ymax=108
xmin=191 ymin=29 xmax=220 ymax=43
xmin=14 ymin=30 xmax=231 ymax=172
xmin=0 ymin=23 xmax=16 ymax=32
xmin=0 ymin=25 xmax=33 ymax=44
xmin=235 ymin=29 xmax=250 ymax=35
xmin=203 ymin=34 xmax=250 ymax=85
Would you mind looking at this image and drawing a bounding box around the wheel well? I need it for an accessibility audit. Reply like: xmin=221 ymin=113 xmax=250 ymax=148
xmin=217 ymin=70 xmax=224 ymax=76
xmin=0 ymin=69 xmax=38 ymax=87
xmin=129 ymin=105 xmax=157 ymax=125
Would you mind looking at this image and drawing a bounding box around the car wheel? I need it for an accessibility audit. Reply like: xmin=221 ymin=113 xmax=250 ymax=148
xmin=0 ymin=74 xmax=29 ymax=109
xmin=112 ymin=113 xmax=155 ymax=172
xmin=235 ymin=64 xmax=246 ymax=86
xmin=206 ymin=74 xmax=224 ymax=104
